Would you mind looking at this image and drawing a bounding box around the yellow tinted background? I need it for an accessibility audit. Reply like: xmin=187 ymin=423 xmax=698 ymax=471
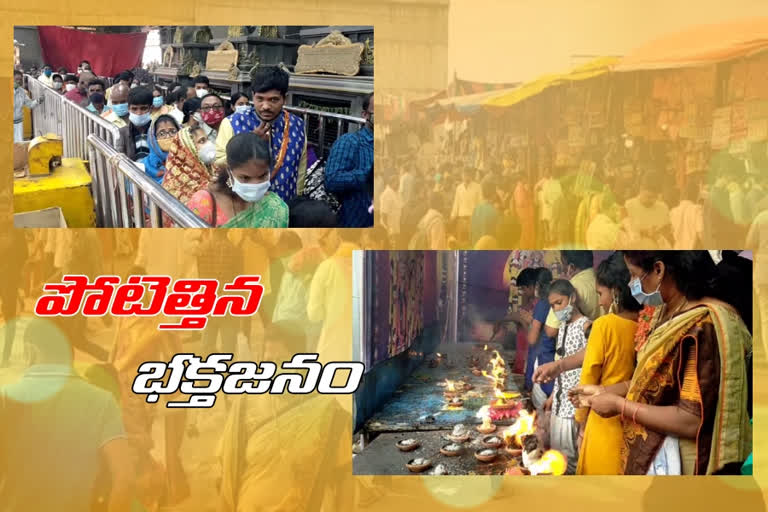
xmin=2 ymin=2 xmax=768 ymax=512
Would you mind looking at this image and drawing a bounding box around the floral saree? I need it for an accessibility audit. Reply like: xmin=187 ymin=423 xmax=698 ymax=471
xmin=162 ymin=127 xmax=214 ymax=205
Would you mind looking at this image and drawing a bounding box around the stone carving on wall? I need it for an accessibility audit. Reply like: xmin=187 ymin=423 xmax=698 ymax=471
xmin=179 ymin=53 xmax=195 ymax=75
xmin=238 ymin=47 xmax=260 ymax=69
xmin=206 ymin=40 xmax=238 ymax=71
xmin=173 ymin=26 xmax=183 ymax=44
xmin=194 ymin=26 xmax=213 ymax=44
xmin=162 ymin=46 xmax=174 ymax=67
xmin=260 ymin=26 xmax=280 ymax=39
xmin=228 ymin=63 xmax=240 ymax=81
xmin=227 ymin=26 xmax=245 ymax=38
xmin=295 ymin=30 xmax=364 ymax=76
xmin=216 ymin=40 xmax=236 ymax=51
xmin=362 ymin=38 xmax=374 ymax=65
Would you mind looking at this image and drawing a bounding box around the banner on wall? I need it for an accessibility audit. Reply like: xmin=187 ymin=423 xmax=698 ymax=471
xmin=388 ymin=252 xmax=424 ymax=358
xmin=38 ymin=26 xmax=147 ymax=77
xmin=370 ymin=251 xmax=432 ymax=366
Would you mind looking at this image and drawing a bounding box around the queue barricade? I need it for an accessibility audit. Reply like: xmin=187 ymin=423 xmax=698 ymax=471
xmin=26 ymin=75 xmax=63 ymax=138
xmin=87 ymin=134 xmax=208 ymax=228
xmin=26 ymin=75 xmax=125 ymax=228
xmin=283 ymin=106 xmax=365 ymax=159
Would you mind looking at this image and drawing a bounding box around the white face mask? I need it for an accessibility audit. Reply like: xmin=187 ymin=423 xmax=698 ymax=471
xmin=65 ymin=83 xmax=77 ymax=92
xmin=198 ymin=142 xmax=216 ymax=164
xmin=52 ymin=82 xmax=62 ymax=90
xmin=235 ymin=104 xmax=251 ymax=114
xmin=229 ymin=172 xmax=270 ymax=203
xmin=196 ymin=88 xmax=208 ymax=98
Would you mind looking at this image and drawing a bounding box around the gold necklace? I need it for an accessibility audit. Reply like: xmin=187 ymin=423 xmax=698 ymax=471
xmin=660 ymin=295 xmax=689 ymax=324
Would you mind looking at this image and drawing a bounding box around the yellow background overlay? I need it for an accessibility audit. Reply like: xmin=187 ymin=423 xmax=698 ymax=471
xmin=2 ymin=2 xmax=768 ymax=511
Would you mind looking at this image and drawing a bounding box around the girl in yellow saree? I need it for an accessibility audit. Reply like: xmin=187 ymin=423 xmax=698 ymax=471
xmin=579 ymin=251 xmax=751 ymax=475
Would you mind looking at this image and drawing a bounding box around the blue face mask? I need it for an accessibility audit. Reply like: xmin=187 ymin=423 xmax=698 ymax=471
xmin=235 ymin=104 xmax=251 ymax=114
xmin=129 ymin=111 xmax=151 ymax=127
xmin=554 ymin=298 xmax=574 ymax=323
xmin=629 ymin=273 xmax=664 ymax=307
xmin=153 ymin=96 xmax=164 ymax=108
xmin=44 ymin=69 xmax=52 ymax=77
xmin=111 ymin=102 xmax=129 ymax=117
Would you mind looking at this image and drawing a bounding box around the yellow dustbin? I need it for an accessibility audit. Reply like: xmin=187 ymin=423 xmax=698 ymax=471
xmin=14 ymin=158 xmax=97 ymax=227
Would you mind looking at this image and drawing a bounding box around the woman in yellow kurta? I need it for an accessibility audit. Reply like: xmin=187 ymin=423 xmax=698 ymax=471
xmin=574 ymin=252 xmax=642 ymax=474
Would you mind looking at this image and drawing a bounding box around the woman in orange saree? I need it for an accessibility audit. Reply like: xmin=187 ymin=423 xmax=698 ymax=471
xmin=161 ymin=126 xmax=215 ymax=225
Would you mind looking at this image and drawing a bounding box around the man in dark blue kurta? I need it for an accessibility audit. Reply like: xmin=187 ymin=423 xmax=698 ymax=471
xmin=324 ymin=93 xmax=374 ymax=227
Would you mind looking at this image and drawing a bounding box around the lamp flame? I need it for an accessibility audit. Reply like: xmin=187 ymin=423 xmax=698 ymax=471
xmin=504 ymin=410 xmax=536 ymax=446
xmin=527 ymin=450 xmax=567 ymax=476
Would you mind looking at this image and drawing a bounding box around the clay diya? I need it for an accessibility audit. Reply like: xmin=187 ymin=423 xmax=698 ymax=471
xmin=396 ymin=438 xmax=420 ymax=452
xmin=477 ymin=416 xmax=496 ymax=434
xmin=406 ymin=458 xmax=432 ymax=473
xmin=482 ymin=435 xmax=504 ymax=449
xmin=446 ymin=397 xmax=464 ymax=408
xmin=440 ymin=443 xmax=464 ymax=457
xmin=447 ymin=425 xmax=471 ymax=443
xmin=475 ymin=448 xmax=498 ymax=463
xmin=477 ymin=423 xmax=496 ymax=434
xmin=456 ymin=380 xmax=473 ymax=391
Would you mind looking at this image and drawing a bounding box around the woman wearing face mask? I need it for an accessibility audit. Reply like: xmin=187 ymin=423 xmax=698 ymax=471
xmin=166 ymin=89 xmax=185 ymax=125
xmin=51 ymin=74 xmax=64 ymax=94
xmin=163 ymin=126 xmax=216 ymax=206
xmin=229 ymin=92 xmax=250 ymax=116
xmin=582 ymin=251 xmax=752 ymax=475
xmin=564 ymin=252 xmax=642 ymax=475
xmin=141 ymin=114 xmax=180 ymax=185
xmin=182 ymin=97 xmax=202 ymax=129
xmin=150 ymin=85 xmax=171 ymax=120
xmin=544 ymin=279 xmax=590 ymax=475
xmin=198 ymin=93 xmax=226 ymax=143
xmin=63 ymin=74 xmax=78 ymax=94
xmin=187 ymin=132 xmax=288 ymax=228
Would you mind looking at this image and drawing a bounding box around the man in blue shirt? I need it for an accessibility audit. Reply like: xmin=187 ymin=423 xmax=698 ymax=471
xmin=325 ymin=93 xmax=374 ymax=227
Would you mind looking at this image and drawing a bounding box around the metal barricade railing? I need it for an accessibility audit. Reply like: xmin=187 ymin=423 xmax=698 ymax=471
xmin=26 ymin=76 xmax=63 ymax=137
xmin=87 ymin=134 xmax=208 ymax=228
xmin=25 ymin=74 xmax=122 ymax=161
xmin=62 ymin=93 xmax=122 ymax=161
xmin=284 ymin=106 xmax=365 ymax=159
